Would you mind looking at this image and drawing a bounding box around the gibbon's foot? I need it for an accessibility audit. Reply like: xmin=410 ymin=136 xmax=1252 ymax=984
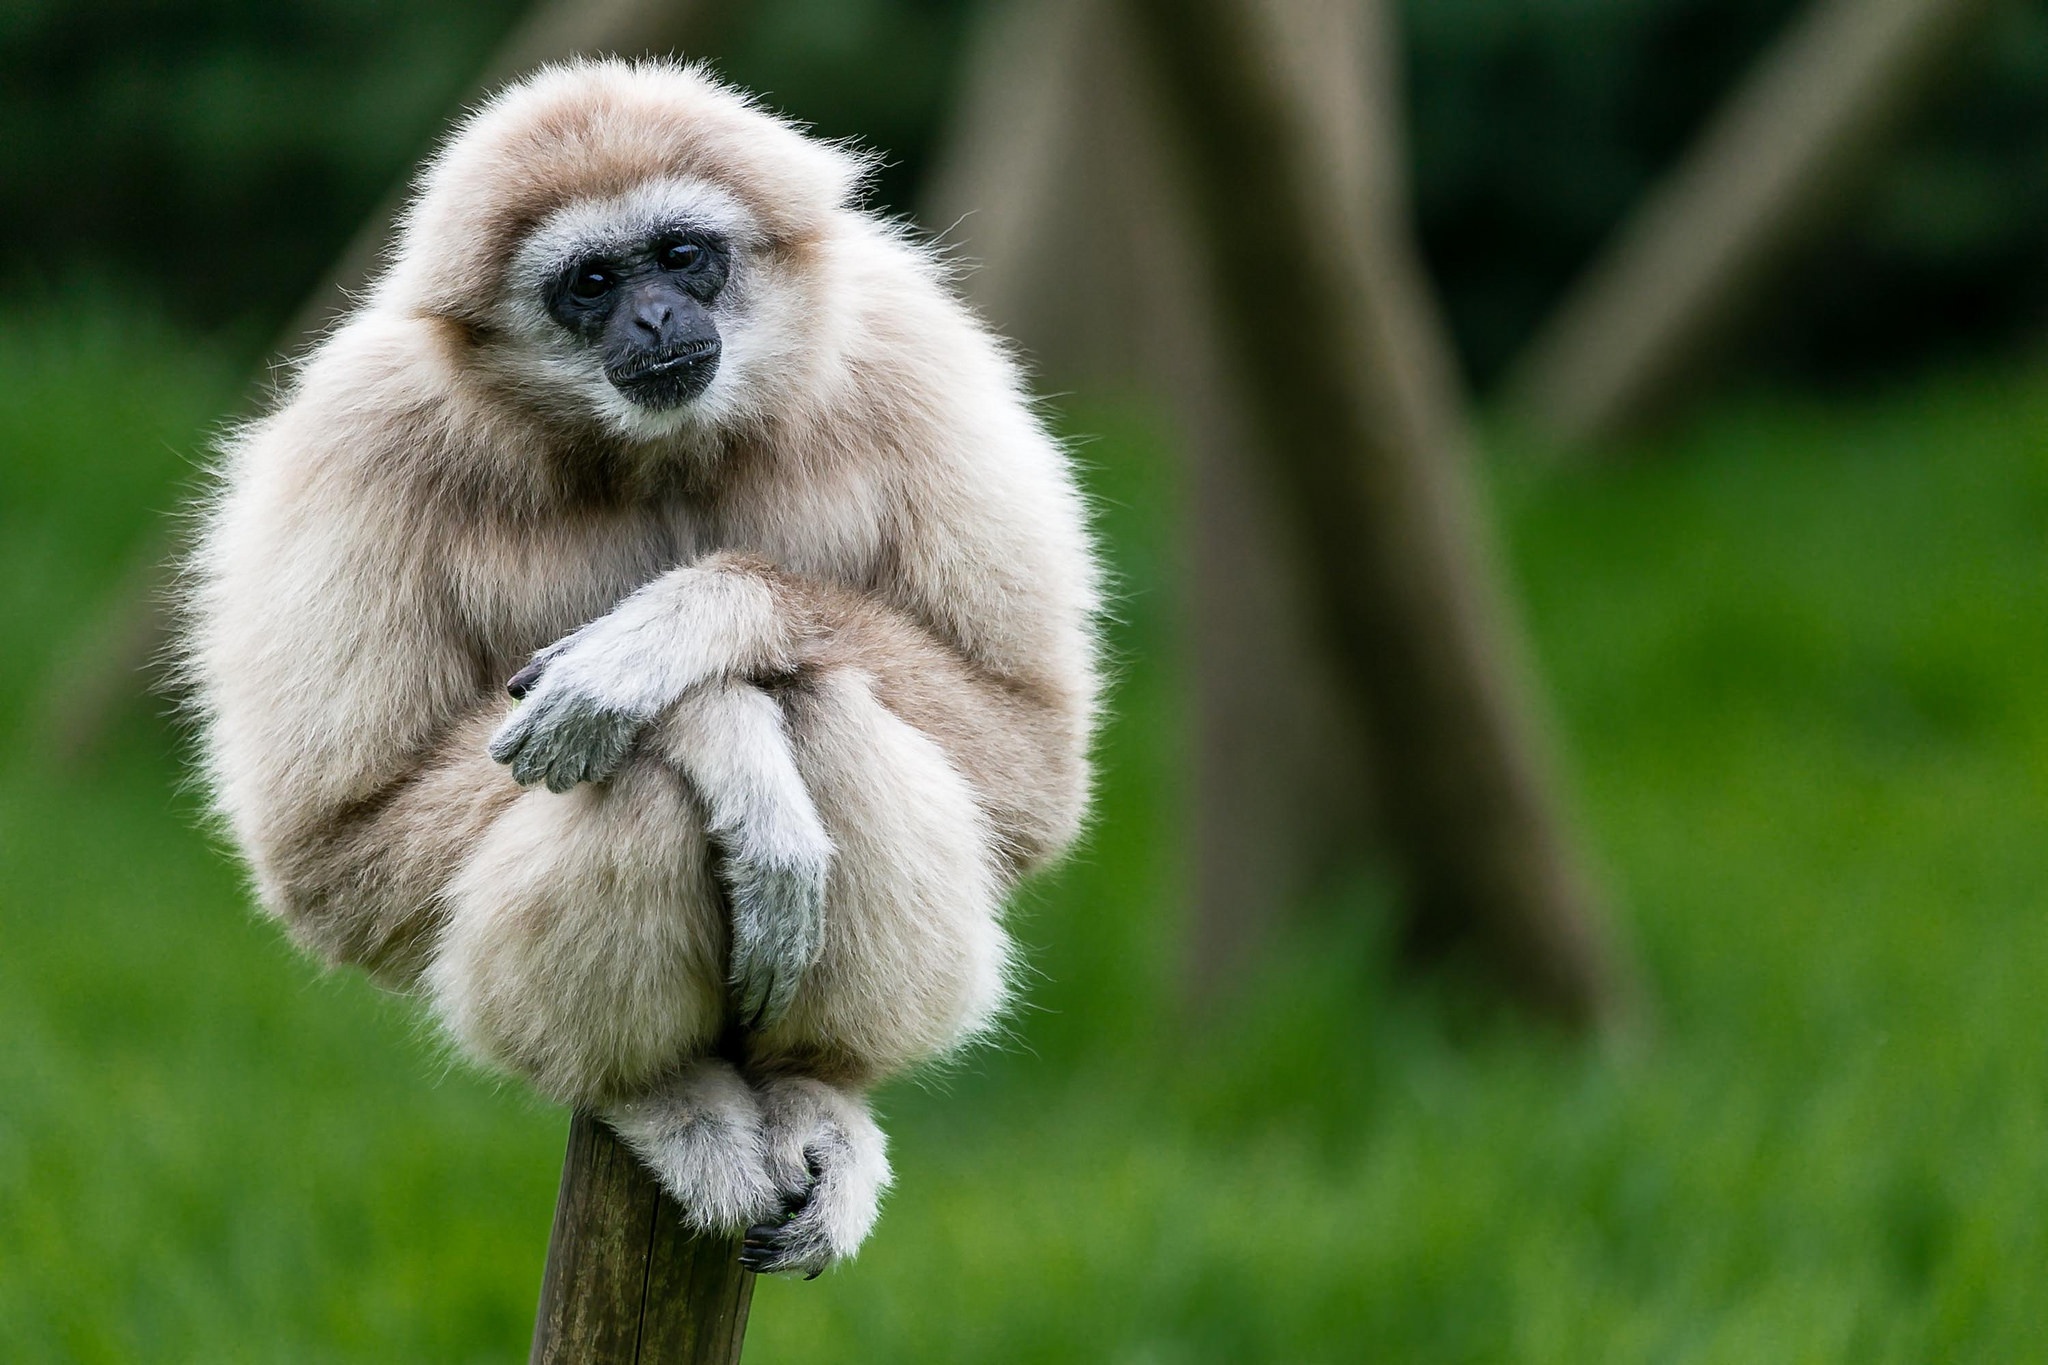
xmin=739 ymin=1077 xmax=891 ymax=1277
xmin=604 ymin=1060 xmax=784 ymax=1233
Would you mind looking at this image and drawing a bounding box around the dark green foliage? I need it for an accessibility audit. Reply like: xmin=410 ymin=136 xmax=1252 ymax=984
xmin=5 ymin=0 xmax=2047 ymax=383
xmin=0 ymin=0 xmax=530 ymax=338
xmin=1402 ymin=0 xmax=2048 ymax=388
xmin=710 ymin=0 xmax=978 ymax=226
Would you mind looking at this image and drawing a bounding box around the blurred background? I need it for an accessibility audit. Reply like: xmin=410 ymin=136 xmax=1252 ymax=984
xmin=6 ymin=0 xmax=2048 ymax=1358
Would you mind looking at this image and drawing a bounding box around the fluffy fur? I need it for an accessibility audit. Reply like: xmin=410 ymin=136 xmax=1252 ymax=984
xmin=182 ymin=58 xmax=1100 ymax=1275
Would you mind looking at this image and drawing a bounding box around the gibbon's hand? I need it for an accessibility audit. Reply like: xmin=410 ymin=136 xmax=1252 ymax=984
xmin=489 ymin=558 xmax=794 ymax=794
xmin=663 ymin=681 xmax=835 ymax=1030
xmin=488 ymin=621 xmax=654 ymax=792
xmin=723 ymin=842 xmax=828 ymax=1029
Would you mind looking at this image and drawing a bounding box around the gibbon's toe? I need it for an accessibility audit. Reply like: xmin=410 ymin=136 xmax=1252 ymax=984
xmin=739 ymin=1213 xmax=825 ymax=1278
xmin=742 ymin=1077 xmax=891 ymax=1275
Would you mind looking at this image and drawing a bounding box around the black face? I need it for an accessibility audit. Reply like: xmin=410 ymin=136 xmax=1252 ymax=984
xmin=545 ymin=229 xmax=730 ymax=410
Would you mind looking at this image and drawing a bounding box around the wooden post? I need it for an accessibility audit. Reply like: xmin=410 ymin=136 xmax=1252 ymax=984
xmin=530 ymin=1112 xmax=753 ymax=1365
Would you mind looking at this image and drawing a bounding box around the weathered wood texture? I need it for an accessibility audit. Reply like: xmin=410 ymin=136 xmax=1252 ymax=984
xmin=1500 ymin=0 xmax=1999 ymax=452
xmin=1117 ymin=0 xmax=1630 ymax=1025
xmin=530 ymin=1111 xmax=754 ymax=1365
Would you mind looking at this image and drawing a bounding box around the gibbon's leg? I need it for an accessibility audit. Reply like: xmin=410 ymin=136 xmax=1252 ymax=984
xmin=604 ymin=1057 xmax=786 ymax=1233
xmin=741 ymin=1076 xmax=891 ymax=1276
xmin=426 ymin=751 xmax=730 ymax=1106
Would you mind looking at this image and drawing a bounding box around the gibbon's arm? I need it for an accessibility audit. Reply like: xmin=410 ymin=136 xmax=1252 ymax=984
xmin=195 ymin=388 xmax=839 ymax=1005
xmin=489 ymin=551 xmax=1092 ymax=1033
xmin=491 ymin=545 xmax=1097 ymax=884
xmin=190 ymin=399 xmax=521 ymax=985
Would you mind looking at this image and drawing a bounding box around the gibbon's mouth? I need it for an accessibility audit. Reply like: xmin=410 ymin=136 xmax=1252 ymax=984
xmin=608 ymin=341 xmax=721 ymax=410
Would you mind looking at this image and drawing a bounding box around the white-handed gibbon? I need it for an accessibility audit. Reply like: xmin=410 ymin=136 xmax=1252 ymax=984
xmin=183 ymin=58 xmax=1100 ymax=1276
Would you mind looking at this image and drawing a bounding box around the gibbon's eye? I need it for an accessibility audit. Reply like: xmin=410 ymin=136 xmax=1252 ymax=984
xmin=566 ymin=262 xmax=615 ymax=302
xmin=660 ymin=240 xmax=706 ymax=273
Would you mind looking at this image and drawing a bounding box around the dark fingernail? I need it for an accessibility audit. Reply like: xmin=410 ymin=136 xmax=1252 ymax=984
xmin=506 ymin=661 xmax=544 ymax=698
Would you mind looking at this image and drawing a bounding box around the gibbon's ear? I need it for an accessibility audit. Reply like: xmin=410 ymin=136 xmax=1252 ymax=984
xmin=379 ymin=58 xmax=875 ymax=324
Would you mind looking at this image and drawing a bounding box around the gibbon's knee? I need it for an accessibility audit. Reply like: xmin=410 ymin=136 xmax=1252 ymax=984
xmin=746 ymin=668 xmax=1012 ymax=1082
xmin=427 ymin=754 xmax=728 ymax=1105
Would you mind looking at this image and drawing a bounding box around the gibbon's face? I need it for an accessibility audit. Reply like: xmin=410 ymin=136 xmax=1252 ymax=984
xmin=498 ymin=176 xmax=787 ymax=438
xmin=543 ymin=227 xmax=731 ymax=412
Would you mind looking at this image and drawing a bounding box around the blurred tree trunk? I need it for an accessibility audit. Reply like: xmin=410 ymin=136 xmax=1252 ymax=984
xmin=1499 ymin=0 xmax=2000 ymax=454
xmin=34 ymin=0 xmax=733 ymax=763
xmin=929 ymin=0 xmax=1630 ymax=1025
xmin=925 ymin=0 xmax=1378 ymax=996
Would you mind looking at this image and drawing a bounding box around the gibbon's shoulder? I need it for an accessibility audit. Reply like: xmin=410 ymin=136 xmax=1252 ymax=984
xmin=233 ymin=311 xmax=508 ymax=492
xmin=820 ymin=217 xmax=1037 ymax=419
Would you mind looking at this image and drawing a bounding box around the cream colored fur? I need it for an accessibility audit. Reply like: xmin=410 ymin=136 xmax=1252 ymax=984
xmin=182 ymin=59 xmax=1100 ymax=1275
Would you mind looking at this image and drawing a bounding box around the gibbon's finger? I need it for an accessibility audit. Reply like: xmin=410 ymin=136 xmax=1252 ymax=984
xmin=506 ymin=627 xmax=587 ymax=700
xmin=485 ymin=707 xmax=537 ymax=768
xmin=758 ymin=949 xmax=801 ymax=1026
xmin=732 ymin=924 xmax=798 ymax=1029
xmin=730 ymin=936 xmax=775 ymax=1028
xmin=553 ymin=706 xmax=638 ymax=791
xmin=512 ymin=700 xmax=640 ymax=792
xmin=536 ymin=704 xmax=589 ymax=791
xmin=506 ymin=697 xmax=571 ymax=787
xmin=535 ymin=704 xmax=599 ymax=792
xmin=582 ymin=709 xmax=641 ymax=783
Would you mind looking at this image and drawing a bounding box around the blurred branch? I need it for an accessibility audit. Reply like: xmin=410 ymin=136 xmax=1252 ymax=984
xmin=1113 ymin=0 xmax=1630 ymax=1026
xmin=1499 ymin=0 xmax=2000 ymax=454
xmin=33 ymin=0 xmax=729 ymax=766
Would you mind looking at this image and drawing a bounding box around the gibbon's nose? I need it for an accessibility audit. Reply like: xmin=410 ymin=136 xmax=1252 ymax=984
xmin=630 ymin=298 xmax=675 ymax=344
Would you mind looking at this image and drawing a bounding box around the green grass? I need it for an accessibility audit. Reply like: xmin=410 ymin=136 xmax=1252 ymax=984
xmin=5 ymin=309 xmax=2048 ymax=1361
